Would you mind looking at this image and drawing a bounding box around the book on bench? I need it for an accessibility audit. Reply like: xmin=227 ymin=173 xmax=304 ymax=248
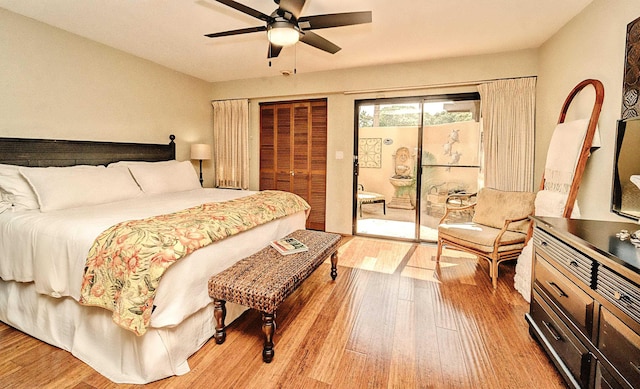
xmin=270 ymin=236 xmax=309 ymax=255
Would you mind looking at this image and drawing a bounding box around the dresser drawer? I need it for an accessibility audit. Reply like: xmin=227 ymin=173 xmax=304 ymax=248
xmin=597 ymin=267 xmax=640 ymax=323
xmin=594 ymin=361 xmax=625 ymax=389
xmin=598 ymin=307 xmax=640 ymax=389
xmin=531 ymin=291 xmax=591 ymax=388
xmin=535 ymin=255 xmax=595 ymax=337
xmin=534 ymin=228 xmax=594 ymax=287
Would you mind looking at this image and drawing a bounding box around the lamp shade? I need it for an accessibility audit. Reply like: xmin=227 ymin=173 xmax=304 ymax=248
xmin=190 ymin=143 xmax=211 ymax=160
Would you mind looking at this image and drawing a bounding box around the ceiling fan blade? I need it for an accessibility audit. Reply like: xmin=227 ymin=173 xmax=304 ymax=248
xmin=214 ymin=0 xmax=272 ymax=22
xmin=298 ymin=11 xmax=372 ymax=30
xmin=205 ymin=25 xmax=267 ymax=38
xmin=299 ymin=31 xmax=341 ymax=54
xmin=268 ymin=43 xmax=283 ymax=58
xmin=277 ymin=0 xmax=306 ymax=19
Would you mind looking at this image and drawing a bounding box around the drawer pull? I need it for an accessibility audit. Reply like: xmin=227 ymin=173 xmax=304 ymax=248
xmin=569 ymin=260 xmax=579 ymax=268
xmin=546 ymin=281 xmax=568 ymax=298
xmin=541 ymin=241 xmax=548 ymax=247
xmin=613 ymin=291 xmax=633 ymax=306
xmin=542 ymin=320 xmax=562 ymax=341
xmin=631 ymin=361 xmax=640 ymax=376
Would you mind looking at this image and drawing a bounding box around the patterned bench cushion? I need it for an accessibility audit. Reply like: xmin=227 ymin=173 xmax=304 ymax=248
xmin=208 ymin=230 xmax=341 ymax=314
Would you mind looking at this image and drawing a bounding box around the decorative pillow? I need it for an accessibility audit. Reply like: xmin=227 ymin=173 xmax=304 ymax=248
xmin=126 ymin=160 xmax=201 ymax=194
xmin=472 ymin=188 xmax=536 ymax=233
xmin=0 ymin=164 xmax=40 ymax=212
xmin=20 ymin=165 xmax=142 ymax=212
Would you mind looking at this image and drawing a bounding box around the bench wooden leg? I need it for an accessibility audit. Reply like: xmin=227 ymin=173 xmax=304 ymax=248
xmin=262 ymin=312 xmax=276 ymax=363
xmin=330 ymin=251 xmax=338 ymax=280
xmin=213 ymin=299 xmax=227 ymax=344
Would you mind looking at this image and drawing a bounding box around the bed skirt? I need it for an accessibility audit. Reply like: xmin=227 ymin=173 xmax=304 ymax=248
xmin=0 ymin=279 xmax=247 ymax=384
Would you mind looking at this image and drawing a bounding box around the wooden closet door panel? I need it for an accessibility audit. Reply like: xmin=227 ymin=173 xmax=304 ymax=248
xmin=259 ymin=106 xmax=276 ymax=190
xmin=291 ymin=103 xmax=311 ymax=202
xmin=276 ymin=105 xmax=292 ymax=185
xmin=292 ymin=172 xmax=310 ymax=201
xmin=293 ymin=103 xmax=310 ymax=174
xmin=307 ymin=101 xmax=327 ymax=230
xmin=275 ymin=172 xmax=293 ymax=191
xmin=310 ymin=101 xmax=327 ymax=172
xmin=308 ymin=172 xmax=326 ymax=230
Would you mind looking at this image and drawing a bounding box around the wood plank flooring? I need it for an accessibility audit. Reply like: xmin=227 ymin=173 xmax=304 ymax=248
xmin=0 ymin=237 xmax=565 ymax=388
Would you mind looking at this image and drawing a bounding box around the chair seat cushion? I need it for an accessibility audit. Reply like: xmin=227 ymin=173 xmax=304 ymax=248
xmin=358 ymin=191 xmax=385 ymax=203
xmin=438 ymin=222 xmax=527 ymax=253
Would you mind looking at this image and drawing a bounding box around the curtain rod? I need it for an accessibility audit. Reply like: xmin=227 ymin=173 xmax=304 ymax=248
xmin=210 ymin=98 xmax=250 ymax=103
xmin=342 ymin=75 xmax=537 ymax=95
xmin=209 ymin=75 xmax=537 ymax=101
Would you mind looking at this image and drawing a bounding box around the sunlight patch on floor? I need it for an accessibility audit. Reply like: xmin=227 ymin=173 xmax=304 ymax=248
xmin=356 ymin=218 xmax=437 ymax=240
xmin=401 ymin=266 xmax=440 ymax=283
xmin=336 ymin=236 xmax=481 ymax=283
xmin=337 ymin=237 xmax=412 ymax=274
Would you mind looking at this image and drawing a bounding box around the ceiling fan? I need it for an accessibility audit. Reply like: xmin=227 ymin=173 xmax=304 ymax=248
xmin=204 ymin=0 xmax=372 ymax=59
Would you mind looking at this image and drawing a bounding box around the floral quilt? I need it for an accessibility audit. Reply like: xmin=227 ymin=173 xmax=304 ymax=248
xmin=79 ymin=190 xmax=310 ymax=335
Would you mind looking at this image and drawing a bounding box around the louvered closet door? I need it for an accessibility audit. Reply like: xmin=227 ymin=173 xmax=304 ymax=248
xmin=275 ymin=104 xmax=293 ymax=191
xmin=259 ymin=99 xmax=326 ymax=231
xmin=292 ymin=103 xmax=310 ymax=201
xmin=307 ymin=101 xmax=327 ymax=230
xmin=259 ymin=105 xmax=276 ymax=189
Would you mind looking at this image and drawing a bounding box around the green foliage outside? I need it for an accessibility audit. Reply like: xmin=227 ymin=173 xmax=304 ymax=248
xmin=358 ymin=105 xmax=472 ymax=128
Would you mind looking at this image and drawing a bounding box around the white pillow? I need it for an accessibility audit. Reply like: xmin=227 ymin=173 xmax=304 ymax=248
xmin=127 ymin=160 xmax=201 ymax=194
xmin=0 ymin=164 xmax=40 ymax=212
xmin=20 ymin=165 xmax=143 ymax=212
xmin=108 ymin=159 xmax=179 ymax=168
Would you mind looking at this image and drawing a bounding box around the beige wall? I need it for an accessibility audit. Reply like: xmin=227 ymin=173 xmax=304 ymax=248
xmin=10 ymin=2 xmax=636 ymax=231
xmin=211 ymin=50 xmax=538 ymax=234
xmin=0 ymin=9 xmax=215 ymax=186
xmin=536 ymin=0 xmax=640 ymax=221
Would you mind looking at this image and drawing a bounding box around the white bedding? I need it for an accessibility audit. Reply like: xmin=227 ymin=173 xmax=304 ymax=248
xmin=0 ymin=187 xmax=306 ymax=383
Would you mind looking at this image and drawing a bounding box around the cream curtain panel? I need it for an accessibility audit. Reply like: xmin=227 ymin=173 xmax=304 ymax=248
xmin=211 ymin=99 xmax=249 ymax=189
xmin=477 ymin=77 xmax=536 ymax=192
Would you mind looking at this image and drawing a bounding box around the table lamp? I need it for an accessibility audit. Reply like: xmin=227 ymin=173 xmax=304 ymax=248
xmin=190 ymin=143 xmax=211 ymax=186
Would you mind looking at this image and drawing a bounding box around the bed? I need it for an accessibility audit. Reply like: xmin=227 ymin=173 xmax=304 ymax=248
xmin=0 ymin=136 xmax=308 ymax=383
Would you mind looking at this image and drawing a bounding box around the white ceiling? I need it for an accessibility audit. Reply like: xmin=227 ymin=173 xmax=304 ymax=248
xmin=0 ymin=0 xmax=594 ymax=83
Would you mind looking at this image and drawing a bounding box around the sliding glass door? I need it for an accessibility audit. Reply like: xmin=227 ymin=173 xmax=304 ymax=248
xmin=354 ymin=94 xmax=481 ymax=242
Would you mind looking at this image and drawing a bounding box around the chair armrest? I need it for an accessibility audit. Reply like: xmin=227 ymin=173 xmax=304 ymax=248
xmin=501 ymin=215 xmax=531 ymax=227
xmin=492 ymin=214 xmax=533 ymax=251
xmin=439 ymin=196 xmax=477 ymax=224
xmin=498 ymin=215 xmax=532 ymax=234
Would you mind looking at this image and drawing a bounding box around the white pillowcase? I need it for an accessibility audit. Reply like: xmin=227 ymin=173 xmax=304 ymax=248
xmin=0 ymin=164 xmax=40 ymax=212
xmin=108 ymin=159 xmax=180 ymax=168
xmin=126 ymin=160 xmax=201 ymax=194
xmin=20 ymin=165 xmax=143 ymax=212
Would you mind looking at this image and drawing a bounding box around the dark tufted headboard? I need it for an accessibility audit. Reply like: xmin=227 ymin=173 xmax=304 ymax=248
xmin=0 ymin=135 xmax=175 ymax=167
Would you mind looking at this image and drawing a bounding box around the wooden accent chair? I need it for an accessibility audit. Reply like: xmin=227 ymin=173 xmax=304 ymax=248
xmin=436 ymin=188 xmax=536 ymax=289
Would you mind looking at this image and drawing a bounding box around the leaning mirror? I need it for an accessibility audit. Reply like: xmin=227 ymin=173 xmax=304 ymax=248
xmin=612 ymin=116 xmax=640 ymax=220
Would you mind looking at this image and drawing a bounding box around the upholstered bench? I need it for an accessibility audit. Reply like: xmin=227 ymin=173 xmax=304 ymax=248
xmin=207 ymin=229 xmax=341 ymax=363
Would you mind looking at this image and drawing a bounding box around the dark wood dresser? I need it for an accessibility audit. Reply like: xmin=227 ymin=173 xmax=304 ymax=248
xmin=527 ymin=217 xmax=640 ymax=389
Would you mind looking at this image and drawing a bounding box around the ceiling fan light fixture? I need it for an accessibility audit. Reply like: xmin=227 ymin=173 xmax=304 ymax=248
xmin=267 ymin=21 xmax=300 ymax=47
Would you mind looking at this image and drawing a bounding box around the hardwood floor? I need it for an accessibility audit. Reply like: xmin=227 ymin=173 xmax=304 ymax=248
xmin=0 ymin=237 xmax=565 ymax=388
